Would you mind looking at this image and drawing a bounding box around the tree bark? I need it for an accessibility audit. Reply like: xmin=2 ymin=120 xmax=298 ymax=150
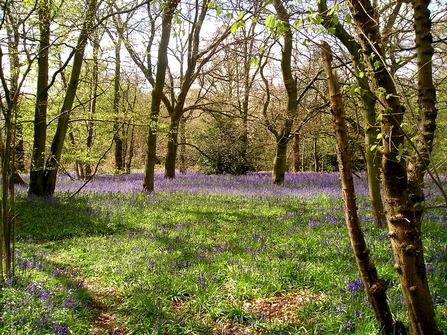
xmin=165 ymin=113 xmax=181 ymax=179
xmin=179 ymin=115 xmax=187 ymax=173
xmin=143 ymin=0 xmax=180 ymax=191
xmin=321 ymin=41 xmax=404 ymax=335
xmin=349 ymin=0 xmax=440 ymax=332
xmin=272 ymin=138 xmax=288 ymax=184
xmin=292 ymin=133 xmax=300 ymax=172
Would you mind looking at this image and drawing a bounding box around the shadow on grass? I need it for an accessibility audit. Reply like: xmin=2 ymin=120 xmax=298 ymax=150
xmin=2 ymin=244 xmax=98 ymax=334
xmin=15 ymin=195 xmax=124 ymax=241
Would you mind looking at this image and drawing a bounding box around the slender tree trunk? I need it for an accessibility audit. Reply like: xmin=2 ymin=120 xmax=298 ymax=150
xmin=1 ymin=106 xmax=13 ymax=278
xmin=407 ymin=0 xmax=437 ymax=222
xmin=165 ymin=113 xmax=181 ymax=179
xmin=179 ymin=115 xmax=187 ymax=173
xmin=42 ymin=0 xmax=99 ymax=195
xmin=125 ymin=124 xmax=135 ymax=173
xmin=84 ymin=34 xmax=100 ymax=179
xmin=271 ymin=0 xmax=298 ymax=184
xmin=318 ymin=0 xmax=386 ymax=226
xmin=69 ymin=132 xmax=83 ymax=179
xmin=6 ymin=16 xmax=24 ymax=173
xmin=113 ymin=36 xmax=124 ymax=173
xmin=313 ymin=137 xmax=319 ymax=172
xmin=321 ymin=41 xmax=404 ymax=335
xmin=292 ymin=133 xmax=300 ymax=173
xmin=29 ymin=0 xmax=50 ymax=196
xmin=143 ymin=0 xmax=180 ymax=191
xmin=349 ymin=0 xmax=440 ymax=333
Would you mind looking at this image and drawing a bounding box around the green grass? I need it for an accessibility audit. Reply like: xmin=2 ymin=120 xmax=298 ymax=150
xmin=3 ymin=172 xmax=447 ymax=334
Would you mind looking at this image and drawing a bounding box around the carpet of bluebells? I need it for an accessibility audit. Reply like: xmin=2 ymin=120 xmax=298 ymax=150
xmin=3 ymin=172 xmax=446 ymax=334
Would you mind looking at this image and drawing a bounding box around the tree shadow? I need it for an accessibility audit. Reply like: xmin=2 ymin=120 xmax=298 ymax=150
xmin=15 ymin=195 xmax=125 ymax=241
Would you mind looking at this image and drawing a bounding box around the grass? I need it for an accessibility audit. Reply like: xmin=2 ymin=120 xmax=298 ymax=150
xmin=2 ymin=171 xmax=446 ymax=334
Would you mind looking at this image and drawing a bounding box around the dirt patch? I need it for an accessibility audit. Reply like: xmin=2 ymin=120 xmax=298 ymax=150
xmin=85 ymin=279 xmax=128 ymax=335
xmin=171 ymin=289 xmax=325 ymax=334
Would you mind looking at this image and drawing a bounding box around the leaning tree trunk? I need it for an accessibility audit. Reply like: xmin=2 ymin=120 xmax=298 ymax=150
xmin=42 ymin=0 xmax=99 ymax=196
xmin=318 ymin=0 xmax=385 ymax=226
xmin=349 ymin=0 xmax=440 ymax=333
xmin=321 ymin=41 xmax=405 ymax=335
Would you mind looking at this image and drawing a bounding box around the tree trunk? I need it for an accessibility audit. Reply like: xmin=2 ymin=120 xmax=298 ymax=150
xmin=42 ymin=0 xmax=99 ymax=195
xmin=143 ymin=0 xmax=180 ymax=191
xmin=407 ymin=0 xmax=437 ymax=223
xmin=349 ymin=0 xmax=440 ymax=332
xmin=272 ymin=138 xmax=288 ymax=184
xmin=69 ymin=132 xmax=83 ymax=179
xmin=318 ymin=0 xmax=385 ymax=226
xmin=271 ymin=0 xmax=298 ymax=184
xmin=292 ymin=133 xmax=300 ymax=173
xmin=113 ymin=36 xmax=124 ymax=173
xmin=125 ymin=124 xmax=135 ymax=174
xmin=84 ymin=34 xmax=100 ymax=179
xmin=321 ymin=41 xmax=404 ymax=335
xmin=29 ymin=0 xmax=50 ymax=196
xmin=179 ymin=116 xmax=187 ymax=173
xmin=165 ymin=114 xmax=181 ymax=179
xmin=313 ymin=137 xmax=319 ymax=172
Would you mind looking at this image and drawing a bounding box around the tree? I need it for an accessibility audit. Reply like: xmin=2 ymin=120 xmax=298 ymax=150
xmin=162 ymin=0 xmax=232 ymax=179
xmin=321 ymin=40 xmax=405 ymax=335
xmin=143 ymin=0 xmax=180 ymax=191
xmin=29 ymin=0 xmax=51 ymax=196
xmin=318 ymin=0 xmax=386 ymax=226
xmin=28 ymin=0 xmax=102 ymax=196
xmin=348 ymin=0 xmax=441 ymax=332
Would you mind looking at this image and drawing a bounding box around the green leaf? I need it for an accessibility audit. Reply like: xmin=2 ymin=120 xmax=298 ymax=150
xmin=217 ymin=7 xmax=223 ymax=16
xmin=237 ymin=11 xmax=245 ymax=20
xmin=376 ymin=133 xmax=383 ymax=139
xmin=345 ymin=14 xmax=352 ymax=23
xmin=359 ymin=72 xmax=365 ymax=78
xmin=231 ymin=22 xmax=239 ymax=33
xmin=265 ymin=14 xmax=276 ymax=28
xmin=249 ymin=58 xmax=260 ymax=67
xmin=332 ymin=16 xmax=339 ymax=25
